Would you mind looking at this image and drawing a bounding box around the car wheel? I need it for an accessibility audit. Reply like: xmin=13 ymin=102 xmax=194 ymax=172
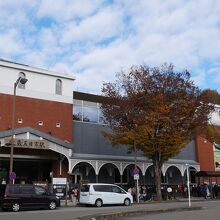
xmin=49 ymin=201 xmax=57 ymax=210
xmin=124 ymin=198 xmax=130 ymax=206
xmin=95 ymin=199 xmax=102 ymax=207
xmin=11 ymin=202 xmax=20 ymax=212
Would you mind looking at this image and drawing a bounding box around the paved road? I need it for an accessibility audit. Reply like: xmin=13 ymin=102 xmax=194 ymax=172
xmin=0 ymin=200 xmax=219 ymax=220
xmin=120 ymin=201 xmax=220 ymax=220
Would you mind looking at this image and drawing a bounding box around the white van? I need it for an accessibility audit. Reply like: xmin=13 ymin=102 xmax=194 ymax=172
xmin=79 ymin=183 xmax=133 ymax=207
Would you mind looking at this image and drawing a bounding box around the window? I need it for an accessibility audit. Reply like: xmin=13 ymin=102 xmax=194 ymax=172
xmin=73 ymin=104 xmax=83 ymax=121
xmin=93 ymin=185 xmax=112 ymax=192
xmin=73 ymin=100 xmax=106 ymax=124
xmin=18 ymin=119 xmax=23 ymax=124
xmin=56 ymin=122 xmax=61 ymax=128
xmin=7 ymin=185 xmax=20 ymax=194
xmin=83 ymin=106 xmax=98 ymax=123
xmin=18 ymin=72 xmax=26 ymax=89
xmin=112 ymin=186 xmax=122 ymax=193
xmin=83 ymin=101 xmax=98 ymax=123
xmin=98 ymin=108 xmax=105 ymax=124
xmin=55 ymin=79 xmax=62 ymax=95
xmin=20 ymin=186 xmax=35 ymax=194
xmin=81 ymin=185 xmax=90 ymax=192
xmin=35 ymin=186 xmax=46 ymax=195
xmin=38 ymin=121 xmax=43 ymax=126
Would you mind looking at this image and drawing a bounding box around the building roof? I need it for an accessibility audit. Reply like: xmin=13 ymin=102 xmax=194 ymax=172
xmin=0 ymin=58 xmax=75 ymax=80
xmin=73 ymin=91 xmax=103 ymax=103
xmin=0 ymin=127 xmax=73 ymax=149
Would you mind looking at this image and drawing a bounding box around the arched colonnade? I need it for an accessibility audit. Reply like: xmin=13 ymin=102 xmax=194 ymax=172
xmin=69 ymin=159 xmax=199 ymax=186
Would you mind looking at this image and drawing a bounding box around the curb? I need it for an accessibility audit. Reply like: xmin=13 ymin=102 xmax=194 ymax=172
xmin=74 ymin=206 xmax=203 ymax=220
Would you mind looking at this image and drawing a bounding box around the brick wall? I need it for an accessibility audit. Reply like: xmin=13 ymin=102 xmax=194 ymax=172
xmin=0 ymin=93 xmax=73 ymax=142
xmin=195 ymin=136 xmax=215 ymax=171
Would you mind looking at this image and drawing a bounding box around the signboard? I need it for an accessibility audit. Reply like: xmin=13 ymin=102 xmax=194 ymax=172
xmin=4 ymin=138 xmax=49 ymax=150
xmin=134 ymin=174 xmax=139 ymax=180
xmin=9 ymin=172 xmax=16 ymax=180
xmin=53 ymin=178 xmax=67 ymax=185
xmin=214 ymin=143 xmax=220 ymax=170
xmin=33 ymin=181 xmax=48 ymax=189
xmin=132 ymin=167 xmax=139 ymax=175
xmin=52 ymin=177 xmax=67 ymax=199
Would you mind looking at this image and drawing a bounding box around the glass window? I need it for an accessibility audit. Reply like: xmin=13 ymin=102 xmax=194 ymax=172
xmin=112 ymin=186 xmax=122 ymax=193
xmin=73 ymin=104 xmax=82 ymax=121
xmin=35 ymin=186 xmax=46 ymax=195
xmin=83 ymin=106 xmax=98 ymax=123
xmin=98 ymin=109 xmax=105 ymax=124
xmin=20 ymin=186 xmax=35 ymax=194
xmin=7 ymin=185 xmax=20 ymax=194
xmin=73 ymin=100 xmax=106 ymax=124
xmin=81 ymin=185 xmax=90 ymax=192
xmin=18 ymin=72 xmax=26 ymax=89
xmin=55 ymin=79 xmax=62 ymax=95
xmin=93 ymin=185 xmax=112 ymax=192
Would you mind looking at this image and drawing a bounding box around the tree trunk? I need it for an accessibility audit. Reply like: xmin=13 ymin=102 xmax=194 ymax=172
xmin=153 ymin=158 xmax=162 ymax=201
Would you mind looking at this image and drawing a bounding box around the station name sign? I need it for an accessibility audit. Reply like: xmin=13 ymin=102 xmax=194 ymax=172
xmin=4 ymin=138 xmax=49 ymax=150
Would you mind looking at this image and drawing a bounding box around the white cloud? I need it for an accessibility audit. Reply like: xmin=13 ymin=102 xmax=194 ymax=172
xmin=191 ymin=70 xmax=206 ymax=87
xmin=60 ymin=6 xmax=124 ymax=46
xmin=37 ymin=0 xmax=101 ymax=21
xmin=1 ymin=0 xmax=220 ymax=94
xmin=0 ymin=29 xmax=26 ymax=55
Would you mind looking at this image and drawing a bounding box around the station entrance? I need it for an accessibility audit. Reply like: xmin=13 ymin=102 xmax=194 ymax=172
xmin=0 ymin=158 xmax=52 ymax=184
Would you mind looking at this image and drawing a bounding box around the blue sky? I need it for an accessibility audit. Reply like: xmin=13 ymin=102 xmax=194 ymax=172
xmin=1 ymin=0 xmax=220 ymax=94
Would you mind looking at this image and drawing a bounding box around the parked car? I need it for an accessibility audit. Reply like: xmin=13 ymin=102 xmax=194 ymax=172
xmin=0 ymin=184 xmax=60 ymax=212
xmin=79 ymin=183 xmax=133 ymax=207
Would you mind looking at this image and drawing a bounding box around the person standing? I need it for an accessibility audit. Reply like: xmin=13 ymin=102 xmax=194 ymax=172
xmin=70 ymin=187 xmax=78 ymax=205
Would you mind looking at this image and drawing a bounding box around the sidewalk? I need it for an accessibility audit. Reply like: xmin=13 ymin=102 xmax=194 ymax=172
xmin=60 ymin=199 xmax=78 ymax=207
xmin=60 ymin=196 xmax=207 ymax=207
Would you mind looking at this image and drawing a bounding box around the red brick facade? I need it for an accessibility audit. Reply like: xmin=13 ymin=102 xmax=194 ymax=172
xmin=195 ymin=136 xmax=215 ymax=171
xmin=0 ymin=93 xmax=73 ymax=143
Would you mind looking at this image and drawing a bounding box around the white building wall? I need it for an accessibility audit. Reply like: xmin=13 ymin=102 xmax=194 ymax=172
xmin=209 ymin=105 xmax=220 ymax=126
xmin=0 ymin=60 xmax=75 ymax=104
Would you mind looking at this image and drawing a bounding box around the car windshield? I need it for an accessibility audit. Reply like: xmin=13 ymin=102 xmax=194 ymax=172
xmin=35 ymin=186 xmax=46 ymax=195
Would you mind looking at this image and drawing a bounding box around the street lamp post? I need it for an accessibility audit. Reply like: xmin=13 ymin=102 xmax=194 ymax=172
xmin=185 ymin=163 xmax=191 ymax=207
xmin=9 ymin=74 xmax=28 ymax=184
xmin=133 ymin=141 xmax=139 ymax=203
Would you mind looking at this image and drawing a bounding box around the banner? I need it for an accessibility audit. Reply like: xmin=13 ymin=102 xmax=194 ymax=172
xmin=213 ymin=142 xmax=220 ymax=170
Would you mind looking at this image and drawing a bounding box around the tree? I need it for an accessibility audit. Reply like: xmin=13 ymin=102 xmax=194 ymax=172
xmin=101 ymin=64 xmax=214 ymax=200
xmin=200 ymin=89 xmax=220 ymax=144
xmin=201 ymin=89 xmax=220 ymax=105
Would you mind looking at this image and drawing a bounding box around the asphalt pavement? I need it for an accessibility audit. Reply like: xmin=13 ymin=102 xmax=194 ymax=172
xmin=0 ymin=197 xmax=217 ymax=220
xmin=72 ymin=197 xmax=208 ymax=220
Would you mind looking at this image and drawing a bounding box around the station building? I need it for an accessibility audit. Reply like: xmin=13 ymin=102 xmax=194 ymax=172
xmin=0 ymin=59 xmax=219 ymax=186
xmin=0 ymin=59 xmax=74 ymax=183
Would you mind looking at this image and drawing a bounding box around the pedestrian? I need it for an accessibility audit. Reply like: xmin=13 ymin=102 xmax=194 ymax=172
xmin=1 ymin=178 xmax=6 ymax=184
xmin=167 ymin=186 xmax=172 ymax=200
xmin=128 ymin=186 xmax=133 ymax=194
xmin=70 ymin=187 xmax=78 ymax=205
xmin=171 ymin=185 xmax=177 ymax=199
xmin=213 ymin=184 xmax=219 ymax=198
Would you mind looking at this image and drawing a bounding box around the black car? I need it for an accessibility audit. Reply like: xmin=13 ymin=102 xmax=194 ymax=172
xmin=0 ymin=184 xmax=60 ymax=212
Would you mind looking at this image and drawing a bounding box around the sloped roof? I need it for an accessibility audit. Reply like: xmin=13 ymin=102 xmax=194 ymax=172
xmin=0 ymin=127 xmax=73 ymax=149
